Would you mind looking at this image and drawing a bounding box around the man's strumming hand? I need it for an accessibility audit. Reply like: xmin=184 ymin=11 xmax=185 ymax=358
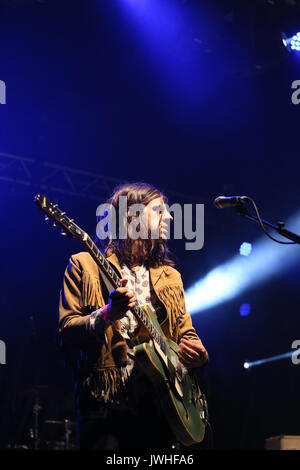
xmin=177 ymin=337 xmax=209 ymax=368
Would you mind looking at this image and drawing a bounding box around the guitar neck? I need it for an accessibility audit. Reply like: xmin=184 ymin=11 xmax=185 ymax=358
xmin=82 ymin=235 xmax=163 ymax=345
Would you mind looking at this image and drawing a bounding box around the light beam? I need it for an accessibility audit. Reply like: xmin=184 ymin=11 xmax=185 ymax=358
xmin=186 ymin=209 xmax=300 ymax=314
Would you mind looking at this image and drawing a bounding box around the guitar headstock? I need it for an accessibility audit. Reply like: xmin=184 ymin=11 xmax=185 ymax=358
xmin=34 ymin=194 xmax=88 ymax=242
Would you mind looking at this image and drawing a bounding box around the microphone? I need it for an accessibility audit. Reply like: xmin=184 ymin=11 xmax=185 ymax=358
xmin=214 ymin=195 xmax=250 ymax=209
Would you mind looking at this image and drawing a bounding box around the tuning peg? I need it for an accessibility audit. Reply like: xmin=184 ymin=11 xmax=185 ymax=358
xmin=52 ymin=222 xmax=57 ymax=229
xmin=44 ymin=216 xmax=49 ymax=222
xmin=60 ymin=229 xmax=67 ymax=236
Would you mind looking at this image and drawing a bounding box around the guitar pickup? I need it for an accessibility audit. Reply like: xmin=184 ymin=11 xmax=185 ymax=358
xmin=175 ymin=366 xmax=183 ymax=384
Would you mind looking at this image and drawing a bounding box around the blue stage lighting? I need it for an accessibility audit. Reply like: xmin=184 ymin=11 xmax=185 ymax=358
xmin=242 ymin=349 xmax=300 ymax=370
xmin=282 ymin=32 xmax=300 ymax=52
xmin=240 ymin=303 xmax=251 ymax=316
xmin=186 ymin=208 xmax=300 ymax=314
xmin=117 ymin=0 xmax=212 ymax=112
xmin=239 ymin=242 xmax=252 ymax=256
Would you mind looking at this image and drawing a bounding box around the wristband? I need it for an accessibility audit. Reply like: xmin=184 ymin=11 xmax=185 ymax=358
xmin=101 ymin=304 xmax=109 ymax=323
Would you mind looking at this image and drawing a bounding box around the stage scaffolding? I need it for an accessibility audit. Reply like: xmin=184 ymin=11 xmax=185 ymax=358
xmin=0 ymin=152 xmax=204 ymax=202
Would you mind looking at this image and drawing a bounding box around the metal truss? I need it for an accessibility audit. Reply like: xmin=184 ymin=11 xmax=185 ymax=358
xmin=0 ymin=152 xmax=204 ymax=203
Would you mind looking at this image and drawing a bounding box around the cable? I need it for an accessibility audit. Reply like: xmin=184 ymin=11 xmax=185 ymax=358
xmin=246 ymin=197 xmax=296 ymax=245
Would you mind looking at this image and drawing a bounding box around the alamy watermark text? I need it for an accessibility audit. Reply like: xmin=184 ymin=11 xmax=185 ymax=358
xmin=291 ymin=80 xmax=300 ymax=105
xmin=0 ymin=340 xmax=6 ymax=365
xmin=96 ymin=197 xmax=204 ymax=251
xmin=0 ymin=80 xmax=6 ymax=104
xmin=291 ymin=339 xmax=300 ymax=365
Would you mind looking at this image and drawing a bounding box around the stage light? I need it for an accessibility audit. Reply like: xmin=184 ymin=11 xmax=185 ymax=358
xmin=282 ymin=32 xmax=300 ymax=52
xmin=240 ymin=303 xmax=251 ymax=316
xmin=115 ymin=0 xmax=210 ymax=111
xmin=186 ymin=208 xmax=300 ymax=315
xmin=239 ymin=242 xmax=252 ymax=256
xmin=242 ymin=349 xmax=300 ymax=370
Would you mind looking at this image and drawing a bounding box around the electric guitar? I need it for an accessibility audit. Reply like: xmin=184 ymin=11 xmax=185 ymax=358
xmin=34 ymin=193 xmax=208 ymax=447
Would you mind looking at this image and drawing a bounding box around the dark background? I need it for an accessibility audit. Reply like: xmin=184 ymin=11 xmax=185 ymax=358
xmin=0 ymin=0 xmax=300 ymax=450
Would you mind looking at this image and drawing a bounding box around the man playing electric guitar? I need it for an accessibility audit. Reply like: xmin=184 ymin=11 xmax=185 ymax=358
xmin=58 ymin=182 xmax=209 ymax=450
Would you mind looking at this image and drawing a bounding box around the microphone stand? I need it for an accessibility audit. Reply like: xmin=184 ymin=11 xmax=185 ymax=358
xmin=33 ymin=398 xmax=42 ymax=451
xmin=236 ymin=205 xmax=300 ymax=244
xmin=64 ymin=419 xmax=71 ymax=450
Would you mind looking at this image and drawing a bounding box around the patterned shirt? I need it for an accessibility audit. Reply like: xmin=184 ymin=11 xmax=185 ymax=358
xmin=120 ymin=263 xmax=156 ymax=378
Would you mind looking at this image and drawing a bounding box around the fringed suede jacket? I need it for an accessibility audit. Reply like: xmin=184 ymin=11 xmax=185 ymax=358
xmin=58 ymin=251 xmax=201 ymax=407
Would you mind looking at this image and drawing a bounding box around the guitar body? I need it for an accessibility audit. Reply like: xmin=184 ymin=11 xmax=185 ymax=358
xmin=134 ymin=306 xmax=207 ymax=447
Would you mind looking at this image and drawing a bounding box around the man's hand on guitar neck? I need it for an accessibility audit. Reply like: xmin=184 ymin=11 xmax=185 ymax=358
xmin=103 ymin=278 xmax=137 ymax=323
xmin=177 ymin=337 xmax=209 ymax=368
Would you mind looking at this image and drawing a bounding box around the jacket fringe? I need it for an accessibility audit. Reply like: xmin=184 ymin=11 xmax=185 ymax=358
xmin=156 ymin=285 xmax=186 ymax=342
xmin=81 ymin=271 xmax=105 ymax=309
xmin=83 ymin=366 xmax=128 ymax=404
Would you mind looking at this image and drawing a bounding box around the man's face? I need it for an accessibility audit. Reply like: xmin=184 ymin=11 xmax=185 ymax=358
xmin=144 ymin=197 xmax=173 ymax=239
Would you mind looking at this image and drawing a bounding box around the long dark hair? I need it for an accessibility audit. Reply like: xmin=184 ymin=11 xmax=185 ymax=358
xmin=94 ymin=182 xmax=174 ymax=268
